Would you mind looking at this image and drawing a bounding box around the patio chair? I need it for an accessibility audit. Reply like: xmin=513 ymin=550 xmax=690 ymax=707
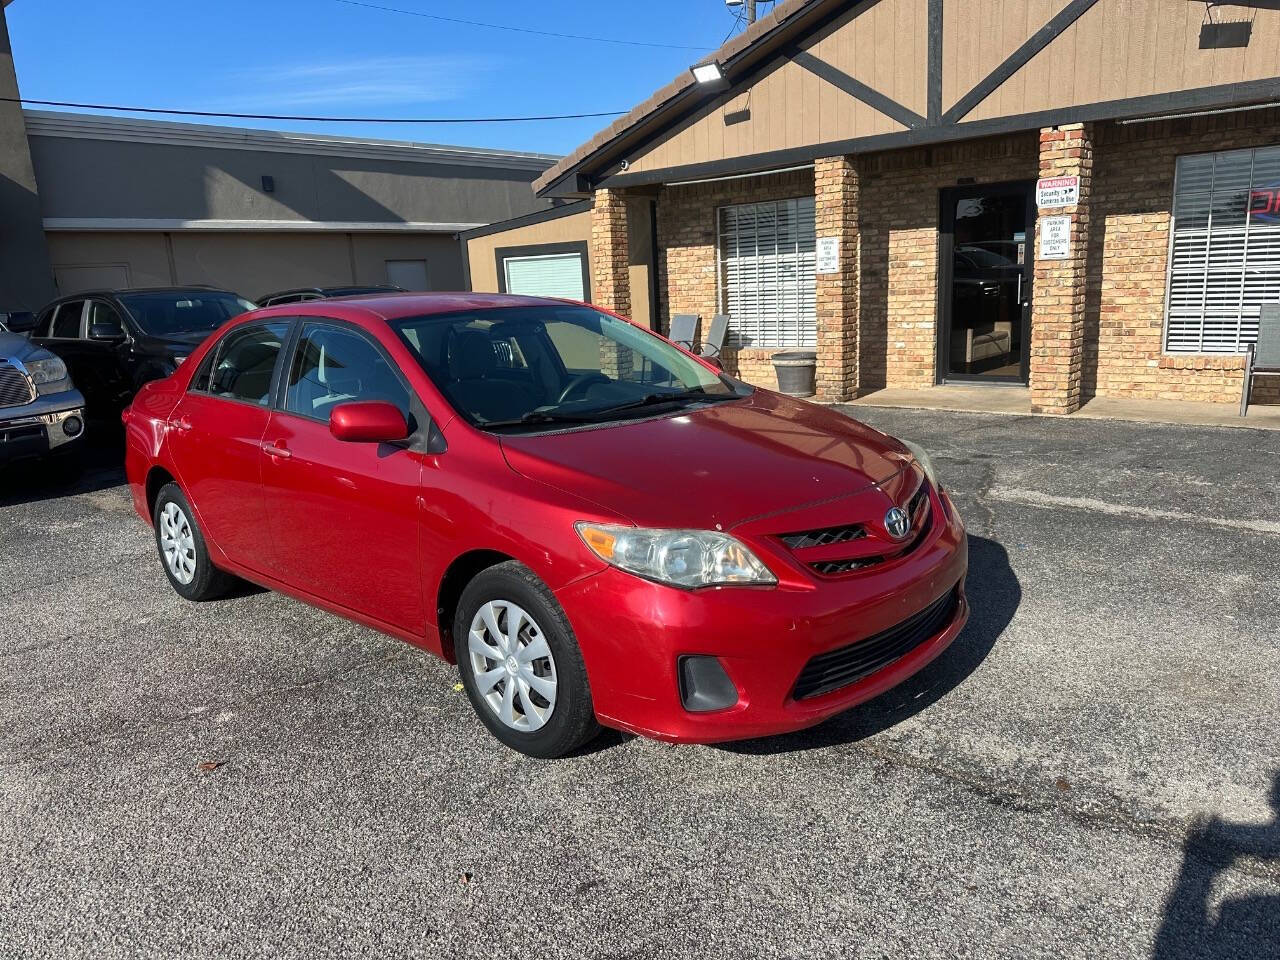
xmin=699 ymin=314 xmax=729 ymax=359
xmin=668 ymin=314 xmax=698 ymax=350
xmin=1240 ymin=303 xmax=1280 ymax=416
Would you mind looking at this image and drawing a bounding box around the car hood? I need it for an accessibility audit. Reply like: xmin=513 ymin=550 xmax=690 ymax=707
xmin=499 ymin=390 xmax=911 ymax=530
xmin=135 ymin=330 xmax=212 ymax=356
xmin=0 ymin=331 xmax=45 ymax=363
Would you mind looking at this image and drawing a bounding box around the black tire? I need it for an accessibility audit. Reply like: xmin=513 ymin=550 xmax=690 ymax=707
xmin=152 ymin=482 xmax=235 ymax=601
xmin=454 ymin=561 xmax=600 ymax=759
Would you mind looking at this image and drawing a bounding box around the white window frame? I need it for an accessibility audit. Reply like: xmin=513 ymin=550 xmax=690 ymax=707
xmin=716 ymin=196 xmax=817 ymax=350
xmin=1163 ymin=144 xmax=1280 ymax=354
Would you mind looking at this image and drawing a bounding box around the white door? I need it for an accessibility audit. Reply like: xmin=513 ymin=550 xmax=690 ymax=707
xmin=386 ymin=259 xmax=429 ymax=291
xmin=503 ymin=253 xmax=585 ymax=301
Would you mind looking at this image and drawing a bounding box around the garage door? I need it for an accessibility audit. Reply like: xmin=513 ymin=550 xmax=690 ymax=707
xmin=503 ymin=253 xmax=585 ymax=301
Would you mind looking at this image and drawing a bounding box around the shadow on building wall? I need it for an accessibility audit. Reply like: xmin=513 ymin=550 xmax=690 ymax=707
xmin=1153 ymin=772 xmax=1280 ymax=958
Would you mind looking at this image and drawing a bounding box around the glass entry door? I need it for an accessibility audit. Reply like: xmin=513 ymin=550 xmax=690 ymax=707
xmin=938 ymin=182 xmax=1035 ymax=383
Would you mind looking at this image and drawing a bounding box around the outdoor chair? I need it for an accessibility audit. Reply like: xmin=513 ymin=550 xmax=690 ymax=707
xmin=1241 ymin=303 xmax=1280 ymax=416
xmin=668 ymin=314 xmax=698 ymax=350
xmin=699 ymin=314 xmax=729 ymax=359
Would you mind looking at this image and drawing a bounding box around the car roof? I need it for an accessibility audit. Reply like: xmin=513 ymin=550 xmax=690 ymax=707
xmin=286 ymin=291 xmax=585 ymax=320
xmin=53 ymin=286 xmax=239 ymax=300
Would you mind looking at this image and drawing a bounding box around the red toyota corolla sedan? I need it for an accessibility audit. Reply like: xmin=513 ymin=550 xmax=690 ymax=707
xmin=123 ymin=293 xmax=968 ymax=757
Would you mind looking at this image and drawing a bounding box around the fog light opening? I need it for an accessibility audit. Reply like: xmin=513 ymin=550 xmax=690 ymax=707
xmin=678 ymin=656 xmax=739 ymax=713
xmin=62 ymin=415 xmax=83 ymax=437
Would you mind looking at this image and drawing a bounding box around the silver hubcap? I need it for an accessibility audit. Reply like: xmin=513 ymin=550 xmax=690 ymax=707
xmin=467 ymin=600 xmax=557 ymax=733
xmin=158 ymin=501 xmax=197 ymax=585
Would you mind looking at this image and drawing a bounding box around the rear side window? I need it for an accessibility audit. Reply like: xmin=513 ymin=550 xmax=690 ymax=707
xmin=52 ymin=301 xmax=85 ymax=338
xmin=283 ymin=322 xmax=410 ymax=421
xmin=208 ymin=322 xmax=289 ymax=405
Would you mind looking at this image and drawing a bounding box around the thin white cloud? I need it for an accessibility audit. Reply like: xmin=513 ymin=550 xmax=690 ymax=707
xmin=219 ymin=56 xmax=490 ymax=108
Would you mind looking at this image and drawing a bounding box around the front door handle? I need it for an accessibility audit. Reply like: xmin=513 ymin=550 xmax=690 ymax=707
xmin=172 ymin=417 xmax=192 ymax=434
xmin=261 ymin=442 xmax=292 ymax=460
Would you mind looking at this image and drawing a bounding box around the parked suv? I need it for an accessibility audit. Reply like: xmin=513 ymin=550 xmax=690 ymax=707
xmin=256 ymin=284 xmax=404 ymax=308
xmin=31 ymin=287 xmax=255 ymax=416
xmin=0 ymin=327 xmax=86 ymax=465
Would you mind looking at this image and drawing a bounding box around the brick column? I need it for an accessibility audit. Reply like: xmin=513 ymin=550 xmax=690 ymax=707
xmin=1031 ymin=122 xmax=1093 ymax=414
xmin=590 ymin=188 xmax=632 ymax=316
xmin=814 ymin=155 xmax=861 ymax=402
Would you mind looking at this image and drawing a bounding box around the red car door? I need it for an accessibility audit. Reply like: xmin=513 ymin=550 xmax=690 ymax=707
xmin=259 ymin=320 xmax=424 ymax=633
xmin=166 ymin=321 xmax=290 ymax=572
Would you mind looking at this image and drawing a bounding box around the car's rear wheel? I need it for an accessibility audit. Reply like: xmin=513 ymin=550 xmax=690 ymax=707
xmin=152 ymin=482 xmax=234 ymax=601
xmin=454 ymin=561 xmax=599 ymax=758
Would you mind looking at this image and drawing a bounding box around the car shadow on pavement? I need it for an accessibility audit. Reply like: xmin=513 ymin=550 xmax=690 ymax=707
xmin=0 ymin=421 xmax=126 ymax=507
xmin=720 ymin=534 xmax=1020 ymax=755
xmin=1152 ymin=772 xmax=1280 ymax=958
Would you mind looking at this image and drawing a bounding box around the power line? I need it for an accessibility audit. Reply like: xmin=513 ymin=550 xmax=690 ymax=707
xmin=2 ymin=96 xmax=627 ymax=124
xmin=332 ymin=0 xmax=713 ymax=51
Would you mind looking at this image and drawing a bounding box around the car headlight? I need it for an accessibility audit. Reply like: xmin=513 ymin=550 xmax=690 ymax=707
xmin=25 ymin=355 xmax=73 ymax=393
xmin=902 ymin=439 xmax=940 ymax=488
xmin=576 ymin=523 xmax=777 ymax=589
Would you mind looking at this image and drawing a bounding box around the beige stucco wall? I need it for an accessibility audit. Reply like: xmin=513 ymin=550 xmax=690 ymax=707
xmin=466 ymin=209 xmax=591 ymax=293
xmin=465 ymin=202 xmax=656 ymax=329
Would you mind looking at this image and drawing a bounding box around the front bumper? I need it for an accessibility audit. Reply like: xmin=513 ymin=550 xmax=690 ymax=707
xmin=555 ymin=487 xmax=969 ymax=744
xmin=0 ymin=403 xmax=86 ymax=462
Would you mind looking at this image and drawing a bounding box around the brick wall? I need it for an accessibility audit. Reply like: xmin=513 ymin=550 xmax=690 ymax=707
xmin=858 ymin=134 xmax=1040 ymax=390
xmin=814 ymin=155 xmax=860 ymax=401
xmin=590 ymin=188 xmax=631 ymax=316
xmin=1031 ymin=123 xmax=1093 ymax=414
xmin=655 ymin=169 xmax=815 ymax=388
xmin=1087 ymin=111 xmax=1280 ymax=405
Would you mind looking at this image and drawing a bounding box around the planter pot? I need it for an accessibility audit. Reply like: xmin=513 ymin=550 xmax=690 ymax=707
xmin=771 ymin=350 xmax=817 ymax=397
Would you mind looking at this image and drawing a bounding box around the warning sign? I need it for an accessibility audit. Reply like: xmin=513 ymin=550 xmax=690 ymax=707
xmin=1036 ymin=176 xmax=1080 ymax=208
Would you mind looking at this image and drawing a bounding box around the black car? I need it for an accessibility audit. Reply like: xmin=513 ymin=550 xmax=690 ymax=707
xmin=255 ymin=284 xmax=405 ymax=307
xmin=27 ymin=287 xmax=256 ymax=416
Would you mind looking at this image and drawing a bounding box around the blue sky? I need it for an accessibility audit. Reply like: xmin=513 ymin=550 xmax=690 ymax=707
xmin=7 ymin=0 xmax=761 ymax=156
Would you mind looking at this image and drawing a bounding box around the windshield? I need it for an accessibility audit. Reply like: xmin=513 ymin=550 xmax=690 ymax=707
xmin=394 ymin=305 xmax=746 ymax=431
xmin=118 ymin=292 xmax=257 ymax=336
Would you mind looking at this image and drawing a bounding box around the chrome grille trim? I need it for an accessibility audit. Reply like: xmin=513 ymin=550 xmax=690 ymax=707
xmin=0 ymin=362 xmax=36 ymax=408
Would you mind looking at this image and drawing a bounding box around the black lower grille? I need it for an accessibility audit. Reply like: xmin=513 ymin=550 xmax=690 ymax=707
xmin=792 ymin=586 xmax=960 ymax=700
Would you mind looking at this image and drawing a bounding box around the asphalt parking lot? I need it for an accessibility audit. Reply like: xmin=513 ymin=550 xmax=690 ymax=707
xmin=1 ymin=409 xmax=1277 ymax=959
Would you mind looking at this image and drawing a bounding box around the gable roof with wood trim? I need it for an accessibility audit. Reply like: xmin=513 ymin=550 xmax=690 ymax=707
xmin=535 ymin=0 xmax=1280 ymax=198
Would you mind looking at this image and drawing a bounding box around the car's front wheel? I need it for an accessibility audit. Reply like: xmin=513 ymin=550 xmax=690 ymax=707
xmin=152 ymin=482 xmax=234 ymax=601
xmin=454 ymin=561 xmax=599 ymax=758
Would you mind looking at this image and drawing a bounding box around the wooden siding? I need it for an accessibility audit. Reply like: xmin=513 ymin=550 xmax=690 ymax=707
xmin=961 ymin=0 xmax=1280 ymax=123
xmin=626 ymin=0 xmax=923 ymax=175
xmin=608 ymin=0 xmax=1280 ymax=183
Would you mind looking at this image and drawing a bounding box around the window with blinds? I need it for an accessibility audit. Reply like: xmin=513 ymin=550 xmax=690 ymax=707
xmin=503 ymin=252 xmax=585 ymax=301
xmin=717 ymin=197 xmax=817 ymax=349
xmin=1166 ymin=145 xmax=1280 ymax=353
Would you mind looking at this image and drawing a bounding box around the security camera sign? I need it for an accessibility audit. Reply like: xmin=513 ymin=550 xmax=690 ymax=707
xmin=1037 ymin=176 xmax=1079 ymax=208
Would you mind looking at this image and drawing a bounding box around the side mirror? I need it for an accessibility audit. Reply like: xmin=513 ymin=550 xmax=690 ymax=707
xmin=4 ymin=311 xmax=35 ymax=333
xmin=329 ymin=401 xmax=409 ymax=444
xmin=89 ymin=322 xmax=126 ymax=341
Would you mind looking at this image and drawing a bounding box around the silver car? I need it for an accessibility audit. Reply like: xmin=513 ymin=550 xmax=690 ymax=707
xmin=0 ymin=330 xmax=87 ymax=464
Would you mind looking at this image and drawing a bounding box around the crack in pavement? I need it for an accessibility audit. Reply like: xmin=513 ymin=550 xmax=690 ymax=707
xmin=987 ymin=486 xmax=1280 ymax=536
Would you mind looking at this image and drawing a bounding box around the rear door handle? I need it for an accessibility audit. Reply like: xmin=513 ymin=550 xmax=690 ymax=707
xmin=261 ymin=443 xmax=292 ymax=460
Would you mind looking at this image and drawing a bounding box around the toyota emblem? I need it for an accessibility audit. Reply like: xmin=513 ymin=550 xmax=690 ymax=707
xmin=885 ymin=506 xmax=911 ymax=540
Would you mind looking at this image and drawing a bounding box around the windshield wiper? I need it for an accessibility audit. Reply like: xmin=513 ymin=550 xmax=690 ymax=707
xmin=585 ymin=389 xmax=737 ymax=417
xmin=482 ymin=410 xmax=602 ymax=429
